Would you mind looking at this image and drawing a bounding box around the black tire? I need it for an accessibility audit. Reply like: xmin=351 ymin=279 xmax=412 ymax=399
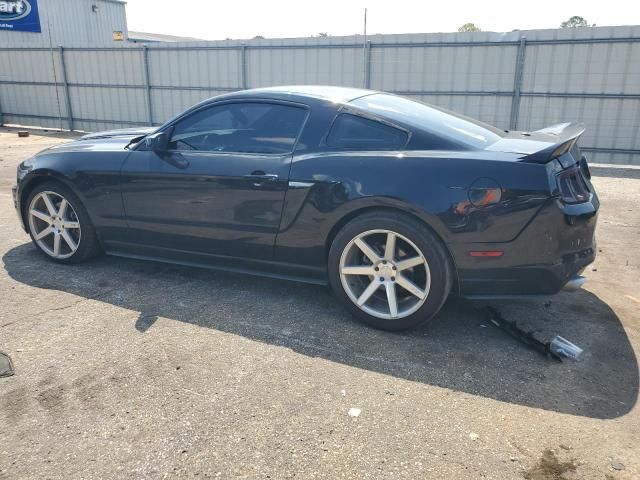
xmin=25 ymin=180 xmax=100 ymax=264
xmin=328 ymin=211 xmax=453 ymax=331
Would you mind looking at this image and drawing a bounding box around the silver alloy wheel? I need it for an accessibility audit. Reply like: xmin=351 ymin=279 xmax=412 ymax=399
xmin=28 ymin=191 xmax=82 ymax=260
xmin=339 ymin=229 xmax=431 ymax=320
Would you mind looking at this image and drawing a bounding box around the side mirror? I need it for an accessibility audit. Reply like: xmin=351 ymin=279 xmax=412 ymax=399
xmin=145 ymin=132 xmax=169 ymax=153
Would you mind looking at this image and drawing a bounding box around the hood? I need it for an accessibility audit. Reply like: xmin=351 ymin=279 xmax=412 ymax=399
xmin=79 ymin=127 xmax=156 ymax=141
xmin=42 ymin=136 xmax=137 ymax=154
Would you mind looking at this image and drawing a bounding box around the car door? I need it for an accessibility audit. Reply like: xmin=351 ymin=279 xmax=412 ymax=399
xmin=119 ymin=101 xmax=308 ymax=260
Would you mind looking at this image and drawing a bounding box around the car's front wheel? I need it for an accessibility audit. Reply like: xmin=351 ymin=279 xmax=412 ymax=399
xmin=25 ymin=181 xmax=99 ymax=263
xmin=328 ymin=212 xmax=452 ymax=331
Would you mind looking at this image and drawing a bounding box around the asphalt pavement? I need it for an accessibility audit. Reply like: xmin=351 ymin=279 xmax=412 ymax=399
xmin=1 ymin=128 xmax=638 ymax=479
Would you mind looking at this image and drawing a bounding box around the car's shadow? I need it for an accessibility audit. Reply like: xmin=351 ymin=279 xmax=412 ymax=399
xmin=3 ymin=243 xmax=637 ymax=419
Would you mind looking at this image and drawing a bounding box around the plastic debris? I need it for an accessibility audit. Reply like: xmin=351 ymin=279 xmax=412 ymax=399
xmin=348 ymin=408 xmax=362 ymax=417
xmin=483 ymin=307 xmax=563 ymax=361
xmin=550 ymin=336 xmax=584 ymax=361
xmin=469 ymin=433 xmax=479 ymax=441
xmin=0 ymin=352 xmax=15 ymax=378
xmin=611 ymin=462 xmax=625 ymax=471
xmin=484 ymin=307 xmax=585 ymax=362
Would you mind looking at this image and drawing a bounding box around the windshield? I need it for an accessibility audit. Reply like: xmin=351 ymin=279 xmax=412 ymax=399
xmin=351 ymin=93 xmax=505 ymax=149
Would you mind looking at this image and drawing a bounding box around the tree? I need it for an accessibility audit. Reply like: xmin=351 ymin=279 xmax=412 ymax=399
xmin=253 ymin=35 xmax=265 ymax=40
xmin=458 ymin=23 xmax=481 ymax=32
xmin=560 ymin=16 xmax=588 ymax=28
xmin=317 ymin=32 xmax=329 ymax=37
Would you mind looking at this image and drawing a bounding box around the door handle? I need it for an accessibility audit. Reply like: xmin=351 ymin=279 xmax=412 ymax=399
xmin=244 ymin=172 xmax=279 ymax=187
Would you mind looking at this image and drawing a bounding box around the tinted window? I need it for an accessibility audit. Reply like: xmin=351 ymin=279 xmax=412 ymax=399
xmin=169 ymin=103 xmax=306 ymax=154
xmin=326 ymin=114 xmax=408 ymax=150
xmin=351 ymin=94 xmax=505 ymax=148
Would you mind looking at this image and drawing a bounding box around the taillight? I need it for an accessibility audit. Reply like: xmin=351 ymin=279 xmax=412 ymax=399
xmin=579 ymin=155 xmax=591 ymax=180
xmin=556 ymin=166 xmax=590 ymax=204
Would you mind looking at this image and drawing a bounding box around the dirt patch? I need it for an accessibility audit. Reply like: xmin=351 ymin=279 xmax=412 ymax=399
xmin=523 ymin=449 xmax=577 ymax=480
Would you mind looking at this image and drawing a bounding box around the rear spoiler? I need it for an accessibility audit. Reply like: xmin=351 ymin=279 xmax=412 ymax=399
xmin=521 ymin=123 xmax=586 ymax=164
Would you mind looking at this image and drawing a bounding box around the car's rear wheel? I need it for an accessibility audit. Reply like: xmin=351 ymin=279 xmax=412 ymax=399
xmin=25 ymin=181 xmax=99 ymax=263
xmin=328 ymin=212 xmax=452 ymax=331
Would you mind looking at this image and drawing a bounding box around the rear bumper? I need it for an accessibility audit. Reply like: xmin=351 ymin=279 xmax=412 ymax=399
xmin=455 ymin=195 xmax=598 ymax=297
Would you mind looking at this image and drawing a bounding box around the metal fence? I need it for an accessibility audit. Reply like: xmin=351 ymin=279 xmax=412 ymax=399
xmin=1 ymin=26 xmax=640 ymax=164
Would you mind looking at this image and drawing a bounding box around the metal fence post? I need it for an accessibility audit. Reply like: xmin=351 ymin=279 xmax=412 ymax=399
xmin=58 ymin=46 xmax=74 ymax=131
xmin=240 ymin=45 xmax=248 ymax=89
xmin=143 ymin=45 xmax=153 ymax=126
xmin=509 ymin=36 xmax=527 ymax=130
xmin=365 ymin=41 xmax=372 ymax=89
xmin=0 ymin=91 xmax=4 ymax=127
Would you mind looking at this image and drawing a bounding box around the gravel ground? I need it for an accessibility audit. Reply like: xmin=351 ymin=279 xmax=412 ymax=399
xmin=0 ymin=127 xmax=639 ymax=480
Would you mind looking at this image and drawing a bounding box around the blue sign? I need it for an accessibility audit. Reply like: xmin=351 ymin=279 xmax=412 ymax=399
xmin=0 ymin=0 xmax=41 ymax=32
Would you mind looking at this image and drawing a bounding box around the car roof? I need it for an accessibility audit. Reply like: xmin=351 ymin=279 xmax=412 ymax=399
xmin=224 ymin=85 xmax=376 ymax=104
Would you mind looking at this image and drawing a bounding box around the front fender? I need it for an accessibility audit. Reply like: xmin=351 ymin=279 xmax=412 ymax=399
xmin=17 ymin=169 xmax=96 ymax=230
xmin=16 ymin=149 xmax=129 ymax=239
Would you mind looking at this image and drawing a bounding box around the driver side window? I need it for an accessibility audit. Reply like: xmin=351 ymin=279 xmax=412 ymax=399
xmin=168 ymin=102 xmax=306 ymax=155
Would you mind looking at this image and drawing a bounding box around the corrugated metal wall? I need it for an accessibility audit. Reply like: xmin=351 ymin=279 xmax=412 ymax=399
xmin=0 ymin=0 xmax=128 ymax=48
xmin=1 ymin=25 xmax=640 ymax=164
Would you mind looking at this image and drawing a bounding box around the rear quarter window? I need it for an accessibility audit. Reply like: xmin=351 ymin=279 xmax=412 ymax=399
xmin=351 ymin=93 xmax=505 ymax=149
xmin=326 ymin=114 xmax=408 ymax=150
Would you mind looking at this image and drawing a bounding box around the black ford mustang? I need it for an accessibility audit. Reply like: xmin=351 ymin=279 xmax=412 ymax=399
xmin=12 ymin=86 xmax=598 ymax=330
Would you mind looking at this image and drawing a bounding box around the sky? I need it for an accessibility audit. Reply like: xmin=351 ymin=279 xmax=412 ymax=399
xmin=125 ymin=0 xmax=640 ymax=40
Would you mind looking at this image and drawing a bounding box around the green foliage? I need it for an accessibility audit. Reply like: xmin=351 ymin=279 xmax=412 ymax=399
xmin=560 ymin=16 xmax=589 ymax=28
xmin=458 ymin=23 xmax=481 ymax=32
